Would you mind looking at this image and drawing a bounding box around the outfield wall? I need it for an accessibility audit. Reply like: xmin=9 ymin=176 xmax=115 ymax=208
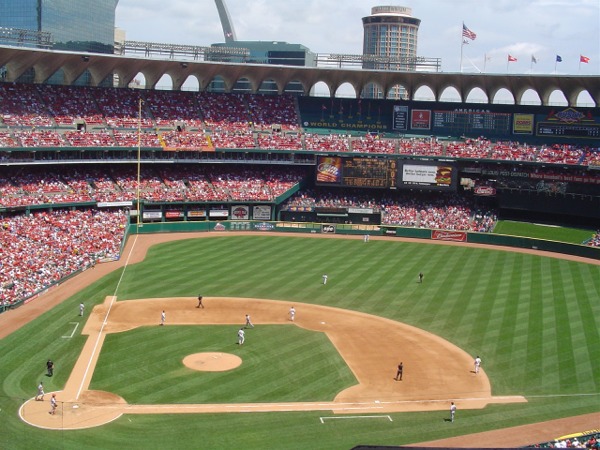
xmin=129 ymin=220 xmax=600 ymax=260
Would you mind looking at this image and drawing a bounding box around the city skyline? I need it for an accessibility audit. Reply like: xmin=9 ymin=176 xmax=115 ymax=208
xmin=115 ymin=0 xmax=598 ymax=76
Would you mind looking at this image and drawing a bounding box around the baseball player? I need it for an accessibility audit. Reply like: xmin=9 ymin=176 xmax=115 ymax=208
xmin=197 ymin=295 xmax=204 ymax=308
xmin=474 ymin=355 xmax=481 ymax=373
xmin=79 ymin=302 xmax=84 ymax=316
xmin=395 ymin=362 xmax=403 ymax=381
xmin=49 ymin=394 xmax=57 ymax=415
xmin=322 ymin=274 xmax=328 ymax=285
xmin=35 ymin=382 xmax=44 ymax=401
xmin=450 ymin=402 xmax=457 ymax=422
xmin=289 ymin=306 xmax=295 ymax=322
xmin=245 ymin=314 xmax=254 ymax=328
xmin=160 ymin=310 xmax=166 ymax=326
xmin=237 ymin=328 xmax=245 ymax=345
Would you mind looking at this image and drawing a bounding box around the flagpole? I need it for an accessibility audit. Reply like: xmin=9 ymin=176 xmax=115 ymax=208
xmin=460 ymin=23 xmax=464 ymax=72
xmin=483 ymin=53 xmax=487 ymax=73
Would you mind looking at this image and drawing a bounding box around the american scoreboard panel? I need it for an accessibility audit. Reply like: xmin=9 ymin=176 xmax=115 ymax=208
xmin=432 ymin=110 xmax=512 ymax=135
xmin=316 ymin=156 xmax=457 ymax=191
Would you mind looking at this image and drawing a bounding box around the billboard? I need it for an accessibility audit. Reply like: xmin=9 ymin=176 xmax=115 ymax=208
xmin=398 ymin=162 xmax=457 ymax=191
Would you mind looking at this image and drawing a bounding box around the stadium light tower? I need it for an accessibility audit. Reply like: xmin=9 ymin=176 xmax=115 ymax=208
xmin=214 ymin=0 xmax=237 ymax=43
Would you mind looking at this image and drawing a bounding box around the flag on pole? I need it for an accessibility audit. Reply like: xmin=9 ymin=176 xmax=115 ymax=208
xmin=580 ymin=55 xmax=590 ymax=63
xmin=556 ymin=55 xmax=562 ymax=62
xmin=531 ymin=55 xmax=537 ymax=64
xmin=508 ymin=55 xmax=517 ymax=62
xmin=462 ymin=23 xmax=477 ymax=40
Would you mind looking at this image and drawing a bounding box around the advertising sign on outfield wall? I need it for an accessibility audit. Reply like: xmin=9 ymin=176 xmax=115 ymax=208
xmin=321 ymin=224 xmax=336 ymax=234
xmin=231 ymin=205 xmax=249 ymax=220
xmin=253 ymin=205 xmax=272 ymax=220
xmin=143 ymin=211 xmax=162 ymax=220
xmin=431 ymin=230 xmax=467 ymax=242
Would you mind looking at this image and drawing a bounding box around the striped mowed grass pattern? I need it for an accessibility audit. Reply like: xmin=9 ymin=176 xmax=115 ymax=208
xmin=0 ymin=235 xmax=598 ymax=449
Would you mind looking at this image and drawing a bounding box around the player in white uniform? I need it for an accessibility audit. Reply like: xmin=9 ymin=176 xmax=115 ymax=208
xmin=49 ymin=394 xmax=57 ymax=415
xmin=79 ymin=302 xmax=85 ymax=316
xmin=35 ymin=382 xmax=44 ymax=401
xmin=450 ymin=402 xmax=456 ymax=422
xmin=289 ymin=306 xmax=295 ymax=321
xmin=237 ymin=328 xmax=245 ymax=345
xmin=245 ymin=314 xmax=254 ymax=328
xmin=474 ymin=356 xmax=481 ymax=373
xmin=160 ymin=310 xmax=166 ymax=326
xmin=322 ymin=274 xmax=328 ymax=285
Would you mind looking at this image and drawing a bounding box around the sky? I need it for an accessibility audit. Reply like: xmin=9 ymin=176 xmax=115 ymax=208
xmin=115 ymin=0 xmax=599 ymax=76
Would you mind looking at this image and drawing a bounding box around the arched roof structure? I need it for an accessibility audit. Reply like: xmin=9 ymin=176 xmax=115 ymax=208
xmin=0 ymin=45 xmax=598 ymax=106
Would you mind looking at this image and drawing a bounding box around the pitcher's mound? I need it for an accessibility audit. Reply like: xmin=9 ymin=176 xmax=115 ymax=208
xmin=183 ymin=352 xmax=242 ymax=371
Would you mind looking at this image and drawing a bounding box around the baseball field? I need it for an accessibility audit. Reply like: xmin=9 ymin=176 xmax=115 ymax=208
xmin=0 ymin=231 xmax=599 ymax=449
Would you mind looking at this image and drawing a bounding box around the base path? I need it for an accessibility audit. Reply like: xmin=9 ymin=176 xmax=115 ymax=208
xmin=20 ymin=294 xmax=523 ymax=430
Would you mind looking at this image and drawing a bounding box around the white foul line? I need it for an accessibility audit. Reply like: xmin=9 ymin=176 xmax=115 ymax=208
xmin=75 ymin=234 xmax=140 ymax=401
xmin=320 ymin=415 xmax=392 ymax=424
xmin=61 ymin=322 xmax=79 ymax=339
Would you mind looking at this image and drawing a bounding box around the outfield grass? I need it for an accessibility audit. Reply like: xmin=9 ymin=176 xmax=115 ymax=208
xmin=1 ymin=235 xmax=599 ymax=449
xmin=493 ymin=220 xmax=595 ymax=244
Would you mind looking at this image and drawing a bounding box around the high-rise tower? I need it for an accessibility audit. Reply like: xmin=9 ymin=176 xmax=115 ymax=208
xmin=362 ymin=6 xmax=420 ymax=99
xmin=0 ymin=0 xmax=118 ymax=54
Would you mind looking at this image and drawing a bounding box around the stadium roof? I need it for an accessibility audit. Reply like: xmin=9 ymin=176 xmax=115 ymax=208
xmin=0 ymin=45 xmax=598 ymax=106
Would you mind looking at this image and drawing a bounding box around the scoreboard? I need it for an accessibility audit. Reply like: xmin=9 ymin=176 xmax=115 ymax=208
xmin=536 ymin=122 xmax=600 ymax=138
xmin=316 ymin=156 xmax=456 ymax=191
xmin=342 ymin=158 xmax=397 ymax=188
xmin=432 ymin=110 xmax=512 ymax=135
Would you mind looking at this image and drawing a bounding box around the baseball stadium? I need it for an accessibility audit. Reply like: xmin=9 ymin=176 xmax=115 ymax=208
xmin=1 ymin=3 xmax=600 ymax=450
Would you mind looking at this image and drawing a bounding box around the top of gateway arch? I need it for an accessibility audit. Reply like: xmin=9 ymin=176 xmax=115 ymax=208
xmin=214 ymin=0 xmax=238 ymax=43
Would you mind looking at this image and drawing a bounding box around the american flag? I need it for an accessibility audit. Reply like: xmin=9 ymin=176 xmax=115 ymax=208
xmin=462 ymin=23 xmax=476 ymax=40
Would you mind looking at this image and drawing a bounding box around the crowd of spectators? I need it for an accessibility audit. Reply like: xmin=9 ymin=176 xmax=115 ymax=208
xmin=283 ymin=190 xmax=498 ymax=232
xmin=0 ymin=209 xmax=127 ymax=307
xmin=528 ymin=433 xmax=599 ymax=448
xmin=1 ymin=82 xmax=598 ymax=167
xmin=0 ymin=165 xmax=305 ymax=208
xmin=587 ymin=230 xmax=600 ymax=247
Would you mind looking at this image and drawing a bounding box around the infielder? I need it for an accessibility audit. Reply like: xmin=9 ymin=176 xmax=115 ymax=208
xmin=35 ymin=382 xmax=44 ymax=401
xmin=50 ymin=394 xmax=57 ymax=415
xmin=450 ymin=402 xmax=456 ymax=422
xmin=245 ymin=314 xmax=254 ymax=328
xmin=474 ymin=355 xmax=481 ymax=373
xmin=160 ymin=310 xmax=166 ymax=326
xmin=289 ymin=306 xmax=295 ymax=322
xmin=237 ymin=328 xmax=245 ymax=345
xmin=322 ymin=274 xmax=328 ymax=285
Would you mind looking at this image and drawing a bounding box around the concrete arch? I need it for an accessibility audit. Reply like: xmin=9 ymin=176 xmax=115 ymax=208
xmin=0 ymin=46 xmax=598 ymax=106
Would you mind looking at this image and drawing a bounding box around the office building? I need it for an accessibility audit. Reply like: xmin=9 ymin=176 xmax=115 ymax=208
xmin=0 ymin=0 xmax=118 ymax=84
